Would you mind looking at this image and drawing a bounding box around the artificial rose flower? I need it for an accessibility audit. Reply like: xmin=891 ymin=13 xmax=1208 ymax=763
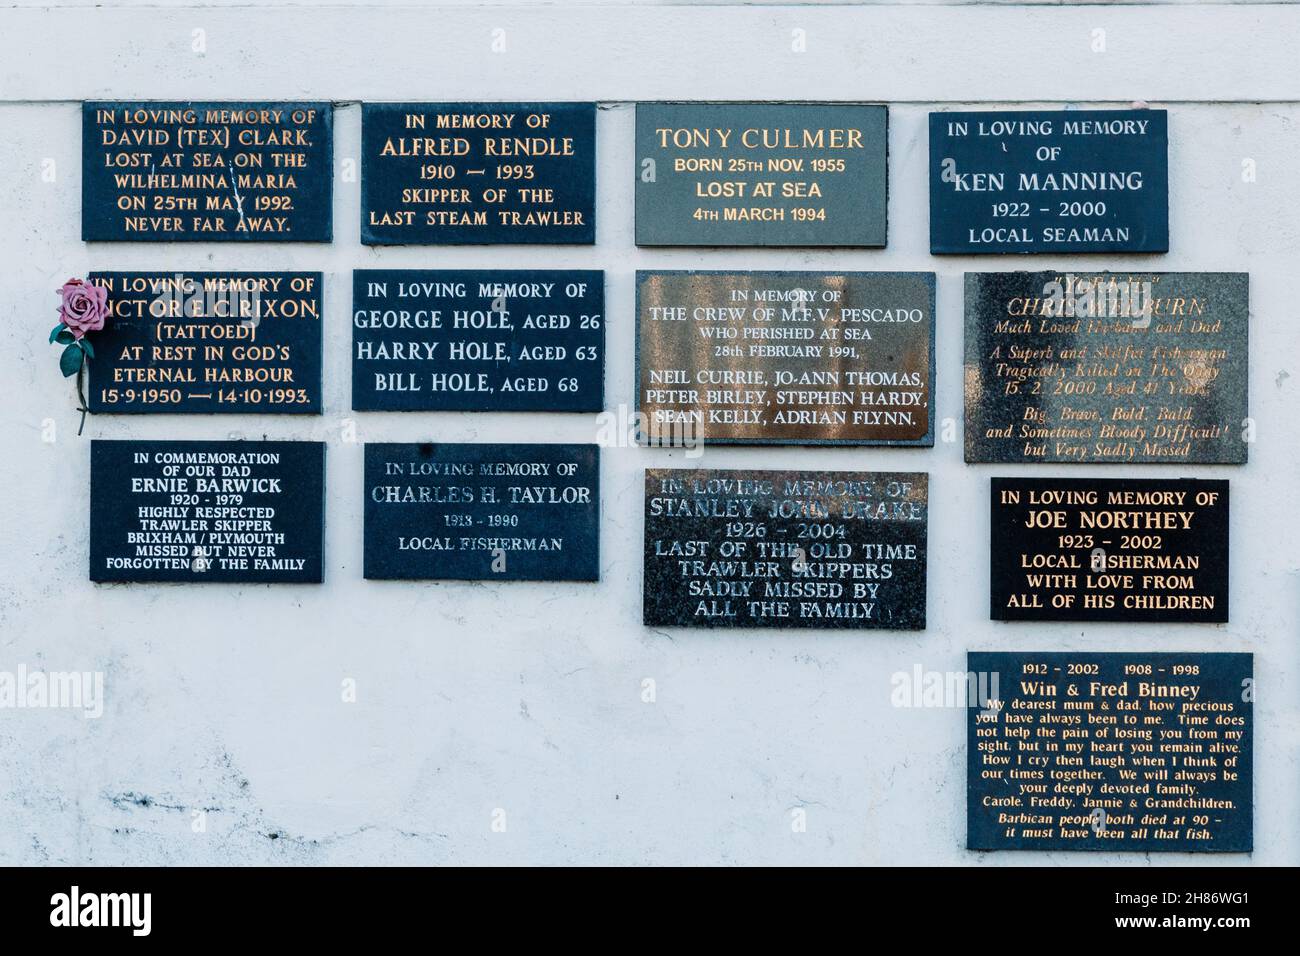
xmin=57 ymin=278 xmax=108 ymax=339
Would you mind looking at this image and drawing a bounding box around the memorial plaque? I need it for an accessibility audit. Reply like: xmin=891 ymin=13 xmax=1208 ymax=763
xmin=930 ymin=109 xmax=1168 ymax=254
xmin=361 ymin=102 xmax=595 ymax=245
xmin=636 ymin=271 xmax=933 ymax=446
xmin=90 ymin=440 xmax=324 ymax=583
xmin=635 ymin=103 xmax=887 ymax=247
xmin=352 ymin=270 xmax=603 ymax=412
xmin=364 ymin=443 xmax=599 ymax=581
xmin=964 ymin=271 xmax=1248 ymax=464
xmin=86 ymin=272 xmax=322 ymax=414
xmin=967 ymin=651 xmax=1252 ymax=852
xmin=82 ymin=101 xmax=332 ymax=241
xmin=991 ymin=478 xmax=1229 ymax=623
xmin=643 ymin=469 xmax=927 ymax=629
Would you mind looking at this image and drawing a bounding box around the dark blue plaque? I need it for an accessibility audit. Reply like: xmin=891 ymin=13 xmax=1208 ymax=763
xmin=364 ymin=443 xmax=599 ymax=581
xmin=930 ymin=109 xmax=1168 ymax=254
xmin=352 ymin=270 xmax=603 ymax=412
xmin=82 ymin=102 xmax=332 ymax=242
xmin=361 ymin=102 xmax=596 ymax=245
xmin=90 ymin=440 xmax=325 ymax=583
xmin=990 ymin=478 xmax=1229 ymax=623
xmin=967 ymin=652 xmax=1252 ymax=852
xmin=86 ymin=272 xmax=322 ymax=414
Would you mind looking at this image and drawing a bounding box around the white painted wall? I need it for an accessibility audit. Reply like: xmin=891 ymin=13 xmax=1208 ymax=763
xmin=0 ymin=2 xmax=1296 ymax=866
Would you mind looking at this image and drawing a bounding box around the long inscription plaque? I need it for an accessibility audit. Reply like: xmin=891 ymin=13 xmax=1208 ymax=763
xmin=82 ymin=101 xmax=332 ymax=241
xmin=643 ymin=469 xmax=927 ymax=629
xmin=990 ymin=478 xmax=1229 ymax=623
xmin=90 ymin=440 xmax=325 ymax=583
xmin=636 ymin=271 xmax=933 ymax=446
xmin=964 ymin=271 xmax=1248 ymax=464
xmin=968 ymin=651 xmax=1252 ymax=852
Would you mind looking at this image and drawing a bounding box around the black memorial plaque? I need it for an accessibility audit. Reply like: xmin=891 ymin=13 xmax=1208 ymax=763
xmin=635 ymin=102 xmax=888 ymax=247
xmin=364 ymin=443 xmax=599 ymax=581
xmin=636 ymin=271 xmax=933 ymax=446
xmin=87 ymin=272 xmax=322 ymax=414
xmin=930 ymin=109 xmax=1168 ymax=254
xmin=964 ymin=271 xmax=1248 ymax=464
xmin=82 ymin=101 xmax=332 ymax=242
xmin=89 ymin=440 xmax=324 ymax=583
xmin=361 ymin=102 xmax=596 ymax=245
xmin=643 ymin=469 xmax=927 ymax=629
xmin=352 ymin=270 xmax=603 ymax=412
xmin=990 ymin=478 xmax=1229 ymax=623
xmin=967 ymin=651 xmax=1252 ymax=852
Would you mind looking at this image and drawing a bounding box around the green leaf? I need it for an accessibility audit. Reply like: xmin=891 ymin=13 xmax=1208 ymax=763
xmin=79 ymin=338 xmax=94 ymax=359
xmin=49 ymin=323 xmax=66 ymax=344
xmin=59 ymin=342 xmax=84 ymax=378
xmin=56 ymin=329 xmax=75 ymax=346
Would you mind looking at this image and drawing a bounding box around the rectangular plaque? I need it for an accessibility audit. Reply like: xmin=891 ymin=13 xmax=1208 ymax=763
xmin=643 ymin=469 xmax=927 ymax=629
xmin=930 ymin=109 xmax=1168 ymax=254
xmin=90 ymin=440 xmax=324 ymax=583
xmin=964 ymin=271 xmax=1248 ymax=464
xmin=635 ymin=103 xmax=887 ymax=247
xmin=364 ymin=443 xmax=599 ymax=581
xmin=636 ymin=271 xmax=933 ymax=446
xmin=991 ymin=478 xmax=1229 ymax=623
xmin=361 ymin=102 xmax=596 ymax=245
xmin=82 ymin=101 xmax=332 ymax=242
xmin=352 ymin=270 xmax=603 ymax=412
xmin=86 ymin=272 xmax=322 ymax=414
xmin=967 ymin=651 xmax=1252 ymax=852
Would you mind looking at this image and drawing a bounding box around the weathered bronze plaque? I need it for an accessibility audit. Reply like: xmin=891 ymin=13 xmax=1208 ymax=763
xmin=636 ymin=271 xmax=933 ymax=446
xmin=964 ymin=272 xmax=1248 ymax=464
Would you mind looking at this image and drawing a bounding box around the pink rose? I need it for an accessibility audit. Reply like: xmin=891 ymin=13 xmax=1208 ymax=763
xmin=58 ymin=278 xmax=108 ymax=339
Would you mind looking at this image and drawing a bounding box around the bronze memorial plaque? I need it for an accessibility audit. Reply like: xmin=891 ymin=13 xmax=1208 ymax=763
xmin=636 ymin=271 xmax=934 ymax=446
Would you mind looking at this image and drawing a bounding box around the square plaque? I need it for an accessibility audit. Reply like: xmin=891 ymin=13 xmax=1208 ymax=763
xmin=82 ymin=102 xmax=332 ymax=242
xmin=352 ymin=270 xmax=603 ymax=412
xmin=967 ymin=651 xmax=1252 ymax=852
xmin=643 ymin=469 xmax=927 ymax=629
xmin=990 ymin=478 xmax=1229 ymax=623
xmin=90 ymin=440 xmax=325 ymax=583
xmin=87 ymin=272 xmax=322 ymax=414
xmin=364 ymin=443 xmax=599 ymax=581
xmin=964 ymin=271 xmax=1248 ymax=464
xmin=635 ymin=103 xmax=887 ymax=247
xmin=361 ymin=102 xmax=596 ymax=245
xmin=930 ymin=109 xmax=1168 ymax=254
xmin=636 ymin=271 xmax=933 ymax=446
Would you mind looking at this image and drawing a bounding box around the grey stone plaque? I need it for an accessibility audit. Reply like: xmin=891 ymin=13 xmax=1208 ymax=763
xmin=634 ymin=103 xmax=887 ymax=247
xmin=964 ymin=272 xmax=1248 ymax=464
xmin=636 ymin=271 xmax=933 ymax=446
xmin=643 ymin=469 xmax=927 ymax=629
